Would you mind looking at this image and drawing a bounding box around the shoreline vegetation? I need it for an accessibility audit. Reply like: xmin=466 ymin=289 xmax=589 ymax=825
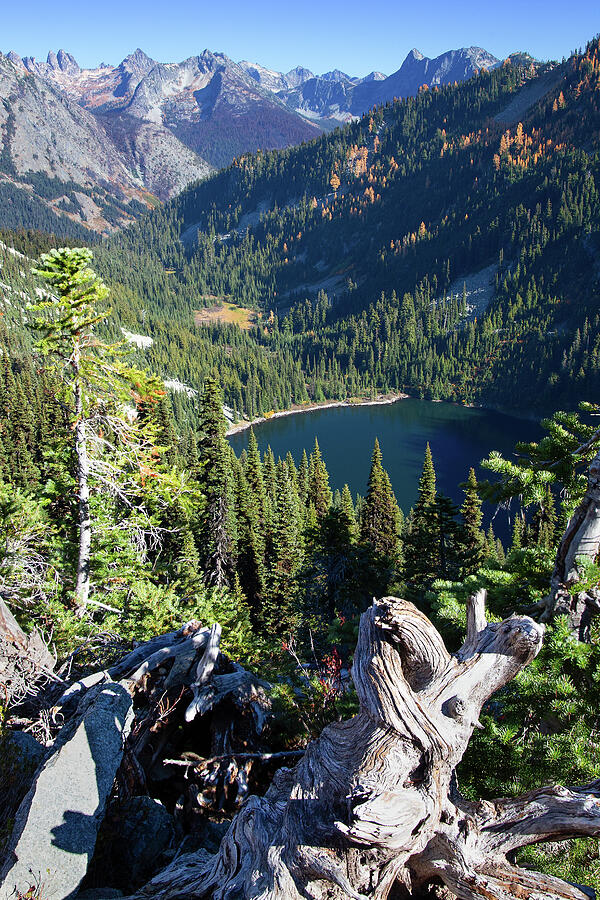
xmin=225 ymin=392 xmax=410 ymax=436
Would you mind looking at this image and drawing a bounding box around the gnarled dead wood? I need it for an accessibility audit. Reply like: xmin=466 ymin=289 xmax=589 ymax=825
xmin=51 ymin=617 xmax=272 ymax=826
xmin=0 ymin=598 xmax=59 ymax=707
xmin=131 ymin=592 xmax=600 ymax=900
xmin=539 ymin=449 xmax=600 ymax=640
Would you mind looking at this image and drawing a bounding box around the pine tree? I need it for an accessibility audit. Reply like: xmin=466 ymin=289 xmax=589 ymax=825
xmin=31 ymin=247 xmax=164 ymax=614
xmin=460 ymin=467 xmax=484 ymax=576
xmin=307 ymin=438 xmax=332 ymax=520
xmin=198 ymin=376 xmax=234 ymax=587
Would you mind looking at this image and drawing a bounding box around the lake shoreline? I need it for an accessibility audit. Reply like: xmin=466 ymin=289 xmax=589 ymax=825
xmin=225 ymin=392 xmax=410 ymax=436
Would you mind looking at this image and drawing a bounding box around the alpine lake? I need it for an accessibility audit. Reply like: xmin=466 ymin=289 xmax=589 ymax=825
xmin=228 ymin=398 xmax=540 ymax=537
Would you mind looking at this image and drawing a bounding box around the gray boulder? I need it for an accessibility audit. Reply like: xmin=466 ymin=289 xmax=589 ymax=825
xmin=96 ymin=796 xmax=174 ymax=890
xmin=0 ymin=682 xmax=133 ymax=900
xmin=4 ymin=731 xmax=47 ymax=770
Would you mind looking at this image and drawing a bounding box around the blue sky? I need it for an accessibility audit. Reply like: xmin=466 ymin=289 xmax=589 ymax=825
xmin=3 ymin=0 xmax=599 ymax=77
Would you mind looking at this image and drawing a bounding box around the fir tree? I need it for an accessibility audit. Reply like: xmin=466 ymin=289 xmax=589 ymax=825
xmin=307 ymin=438 xmax=332 ymax=520
xmin=402 ymin=443 xmax=438 ymax=591
xmin=232 ymin=461 xmax=265 ymax=623
xmin=360 ymin=438 xmax=400 ymax=563
xmin=262 ymin=446 xmax=277 ymax=512
xmin=245 ymin=429 xmax=267 ymax=531
xmin=264 ymin=466 xmax=303 ymax=634
xmin=198 ymin=376 xmax=234 ymax=587
xmin=340 ymin=483 xmax=358 ymax=540
xmin=530 ymin=485 xmax=557 ymax=551
xmin=434 ymin=493 xmax=463 ymax=581
xmin=297 ymin=449 xmax=309 ymax=505
xmin=460 ymin=467 xmax=484 ymax=576
xmin=510 ymin=514 xmax=525 ymax=554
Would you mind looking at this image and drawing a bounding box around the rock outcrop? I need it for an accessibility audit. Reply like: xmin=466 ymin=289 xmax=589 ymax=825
xmin=0 ymin=683 xmax=134 ymax=900
xmin=2 ymin=591 xmax=600 ymax=899
xmin=0 ymin=620 xmax=271 ymax=898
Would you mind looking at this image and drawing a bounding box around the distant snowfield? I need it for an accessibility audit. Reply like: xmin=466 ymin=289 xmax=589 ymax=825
xmin=163 ymin=378 xmax=197 ymax=397
xmin=121 ymin=328 xmax=153 ymax=348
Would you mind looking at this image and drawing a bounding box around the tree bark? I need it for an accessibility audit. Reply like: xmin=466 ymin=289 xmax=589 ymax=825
xmin=539 ymin=449 xmax=600 ymax=640
xmin=129 ymin=591 xmax=600 ymax=900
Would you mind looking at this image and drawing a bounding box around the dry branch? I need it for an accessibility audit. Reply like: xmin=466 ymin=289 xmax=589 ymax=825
xmin=129 ymin=593 xmax=600 ymax=900
xmin=539 ymin=449 xmax=600 ymax=640
xmin=0 ymin=598 xmax=59 ymax=707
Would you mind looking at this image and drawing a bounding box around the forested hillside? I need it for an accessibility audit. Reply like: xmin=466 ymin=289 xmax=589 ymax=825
xmin=2 ymin=245 xmax=600 ymax=898
xmin=4 ymin=44 xmax=600 ymax=426
xmin=77 ymin=38 xmax=600 ymax=421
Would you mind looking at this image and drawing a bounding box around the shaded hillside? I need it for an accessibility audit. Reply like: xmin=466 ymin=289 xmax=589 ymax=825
xmin=0 ymin=55 xmax=159 ymax=235
xmin=7 ymin=48 xmax=321 ymax=173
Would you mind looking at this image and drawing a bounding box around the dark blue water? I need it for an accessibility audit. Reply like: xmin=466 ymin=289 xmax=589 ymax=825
xmin=229 ymin=399 xmax=539 ymax=537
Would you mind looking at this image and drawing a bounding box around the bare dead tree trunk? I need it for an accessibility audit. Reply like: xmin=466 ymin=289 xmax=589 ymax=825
xmin=131 ymin=591 xmax=600 ymax=900
xmin=73 ymin=346 xmax=91 ymax=616
xmin=0 ymin=597 xmax=59 ymax=706
xmin=538 ymin=449 xmax=600 ymax=640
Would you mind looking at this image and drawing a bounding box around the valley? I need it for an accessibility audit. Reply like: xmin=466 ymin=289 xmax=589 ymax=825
xmin=1 ymin=25 xmax=600 ymax=900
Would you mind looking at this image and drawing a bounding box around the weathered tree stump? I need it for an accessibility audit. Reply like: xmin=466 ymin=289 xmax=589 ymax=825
xmin=539 ymin=449 xmax=600 ymax=641
xmin=133 ymin=592 xmax=600 ymax=900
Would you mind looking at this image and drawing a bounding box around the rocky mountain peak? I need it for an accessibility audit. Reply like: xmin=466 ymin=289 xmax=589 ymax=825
xmin=45 ymin=50 xmax=80 ymax=74
xmin=461 ymin=46 xmax=500 ymax=67
xmin=6 ymin=51 xmax=23 ymax=67
xmin=320 ymin=69 xmax=355 ymax=83
xmin=285 ymin=66 xmax=314 ymax=87
xmin=58 ymin=49 xmax=80 ymax=73
xmin=121 ymin=48 xmax=156 ymax=74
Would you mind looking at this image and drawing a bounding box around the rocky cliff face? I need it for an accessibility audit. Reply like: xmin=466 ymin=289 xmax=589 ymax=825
xmin=0 ymin=53 xmax=212 ymax=232
xmin=277 ymin=46 xmax=500 ymax=123
xmin=0 ymin=43 xmax=500 ymax=233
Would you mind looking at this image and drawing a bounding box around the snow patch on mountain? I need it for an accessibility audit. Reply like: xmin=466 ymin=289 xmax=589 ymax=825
xmin=121 ymin=328 xmax=153 ymax=348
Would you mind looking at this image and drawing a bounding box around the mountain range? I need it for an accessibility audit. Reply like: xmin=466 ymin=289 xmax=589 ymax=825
xmin=1 ymin=36 xmax=598 ymax=422
xmin=0 ymin=44 xmax=501 ymax=233
xmin=243 ymin=46 xmax=500 ymax=122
